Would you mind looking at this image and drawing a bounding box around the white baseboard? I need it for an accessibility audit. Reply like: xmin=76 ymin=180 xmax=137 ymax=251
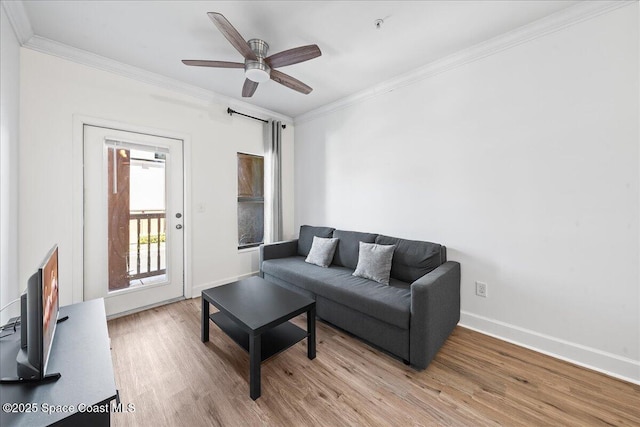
xmin=107 ymin=296 xmax=185 ymax=320
xmin=459 ymin=311 xmax=640 ymax=385
xmin=189 ymin=271 xmax=260 ymax=298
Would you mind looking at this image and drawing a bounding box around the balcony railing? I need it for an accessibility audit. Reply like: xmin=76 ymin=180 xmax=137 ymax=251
xmin=129 ymin=211 xmax=166 ymax=280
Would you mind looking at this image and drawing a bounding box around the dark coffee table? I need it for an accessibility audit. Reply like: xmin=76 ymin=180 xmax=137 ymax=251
xmin=201 ymin=276 xmax=316 ymax=400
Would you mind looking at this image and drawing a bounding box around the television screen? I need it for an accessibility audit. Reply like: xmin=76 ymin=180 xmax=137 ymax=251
xmin=41 ymin=246 xmax=59 ymax=375
xmin=15 ymin=245 xmax=60 ymax=381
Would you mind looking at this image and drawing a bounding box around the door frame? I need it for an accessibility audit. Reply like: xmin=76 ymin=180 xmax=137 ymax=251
xmin=72 ymin=115 xmax=193 ymax=304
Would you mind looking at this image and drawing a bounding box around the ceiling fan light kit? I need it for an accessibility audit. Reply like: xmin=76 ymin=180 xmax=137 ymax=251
xmin=182 ymin=12 xmax=321 ymax=97
xmin=245 ymin=39 xmax=271 ymax=83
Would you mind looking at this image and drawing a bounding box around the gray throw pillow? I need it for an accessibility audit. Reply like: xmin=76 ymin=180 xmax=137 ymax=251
xmin=353 ymin=242 xmax=396 ymax=285
xmin=305 ymin=236 xmax=339 ymax=268
xmin=332 ymin=230 xmax=378 ymax=269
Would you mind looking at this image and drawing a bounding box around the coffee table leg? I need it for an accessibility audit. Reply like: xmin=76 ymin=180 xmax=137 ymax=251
xmin=201 ymin=296 xmax=209 ymax=342
xmin=307 ymin=305 xmax=316 ymax=360
xmin=249 ymin=333 xmax=261 ymax=400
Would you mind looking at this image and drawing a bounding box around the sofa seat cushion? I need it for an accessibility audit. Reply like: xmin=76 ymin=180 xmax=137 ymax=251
xmin=262 ymin=257 xmax=411 ymax=329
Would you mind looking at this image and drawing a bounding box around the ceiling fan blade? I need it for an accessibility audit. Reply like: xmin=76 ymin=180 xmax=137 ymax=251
xmin=270 ymin=69 xmax=312 ymax=94
xmin=207 ymin=12 xmax=257 ymax=61
xmin=266 ymin=44 xmax=322 ymax=68
xmin=182 ymin=60 xmax=244 ymax=68
xmin=242 ymin=79 xmax=259 ymax=97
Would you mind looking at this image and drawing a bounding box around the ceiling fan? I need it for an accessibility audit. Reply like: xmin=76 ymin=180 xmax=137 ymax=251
xmin=182 ymin=12 xmax=322 ymax=98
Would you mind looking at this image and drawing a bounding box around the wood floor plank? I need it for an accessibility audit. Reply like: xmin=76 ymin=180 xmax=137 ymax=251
xmin=107 ymin=298 xmax=640 ymax=426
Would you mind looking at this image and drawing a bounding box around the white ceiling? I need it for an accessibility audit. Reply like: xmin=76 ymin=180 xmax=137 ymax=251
xmin=20 ymin=1 xmax=579 ymax=118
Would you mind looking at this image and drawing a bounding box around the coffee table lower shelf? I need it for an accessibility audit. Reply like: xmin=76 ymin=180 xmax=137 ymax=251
xmin=210 ymin=312 xmax=308 ymax=362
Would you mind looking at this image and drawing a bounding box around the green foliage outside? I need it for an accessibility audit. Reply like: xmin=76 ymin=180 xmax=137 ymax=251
xmin=139 ymin=233 xmax=166 ymax=244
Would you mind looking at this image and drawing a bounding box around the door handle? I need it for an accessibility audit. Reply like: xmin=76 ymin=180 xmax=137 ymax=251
xmin=176 ymin=224 xmax=183 ymax=230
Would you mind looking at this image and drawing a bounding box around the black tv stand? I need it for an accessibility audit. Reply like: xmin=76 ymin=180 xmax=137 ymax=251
xmin=0 ymin=299 xmax=116 ymax=426
xmin=57 ymin=315 xmax=69 ymax=324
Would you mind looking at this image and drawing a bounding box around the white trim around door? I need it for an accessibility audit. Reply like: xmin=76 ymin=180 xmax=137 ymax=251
xmin=72 ymin=115 xmax=193 ymax=305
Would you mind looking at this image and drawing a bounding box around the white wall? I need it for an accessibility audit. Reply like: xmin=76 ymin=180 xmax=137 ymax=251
xmin=294 ymin=5 xmax=639 ymax=381
xmin=19 ymin=48 xmax=295 ymax=308
xmin=0 ymin=3 xmax=21 ymax=324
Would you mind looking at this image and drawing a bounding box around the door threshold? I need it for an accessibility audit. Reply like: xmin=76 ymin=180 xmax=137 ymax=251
xmin=106 ymin=296 xmax=185 ymax=320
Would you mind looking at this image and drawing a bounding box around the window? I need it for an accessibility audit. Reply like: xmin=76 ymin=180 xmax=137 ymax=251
xmin=237 ymin=153 xmax=264 ymax=248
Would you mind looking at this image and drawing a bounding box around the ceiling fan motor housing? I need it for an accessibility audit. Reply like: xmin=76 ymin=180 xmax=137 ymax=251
xmin=245 ymin=39 xmax=271 ymax=83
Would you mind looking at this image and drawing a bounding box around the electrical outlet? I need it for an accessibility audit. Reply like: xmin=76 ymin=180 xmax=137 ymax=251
xmin=476 ymin=281 xmax=488 ymax=298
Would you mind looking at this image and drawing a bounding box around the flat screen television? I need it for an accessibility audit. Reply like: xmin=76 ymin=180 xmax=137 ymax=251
xmin=15 ymin=245 xmax=61 ymax=382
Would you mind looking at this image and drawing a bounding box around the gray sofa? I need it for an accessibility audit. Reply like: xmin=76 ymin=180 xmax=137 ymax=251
xmin=259 ymin=225 xmax=461 ymax=370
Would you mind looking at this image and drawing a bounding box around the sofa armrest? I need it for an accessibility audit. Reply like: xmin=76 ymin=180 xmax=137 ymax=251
xmin=410 ymin=261 xmax=461 ymax=369
xmin=259 ymin=240 xmax=298 ymax=277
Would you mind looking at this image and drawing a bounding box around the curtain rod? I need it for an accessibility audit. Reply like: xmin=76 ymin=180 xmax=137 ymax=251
xmin=227 ymin=108 xmax=286 ymax=129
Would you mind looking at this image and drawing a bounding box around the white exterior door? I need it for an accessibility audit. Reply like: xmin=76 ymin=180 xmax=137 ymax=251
xmin=83 ymin=125 xmax=184 ymax=316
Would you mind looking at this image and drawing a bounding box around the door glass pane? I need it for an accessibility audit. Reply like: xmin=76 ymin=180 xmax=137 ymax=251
xmin=108 ymin=146 xmax=167 ymax=291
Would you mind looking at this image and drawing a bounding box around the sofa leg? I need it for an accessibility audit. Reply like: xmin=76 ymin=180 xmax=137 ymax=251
xmin=403 ymin=359 xmax=410 ymax=365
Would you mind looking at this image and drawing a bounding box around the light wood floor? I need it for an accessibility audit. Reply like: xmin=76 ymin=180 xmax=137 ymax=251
xmin=107 ymin=298 xmax=639 ymax=426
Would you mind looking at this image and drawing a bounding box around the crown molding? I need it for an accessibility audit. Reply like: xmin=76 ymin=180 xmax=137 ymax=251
xmin=3 ymin=0 xmax=292 ymax=123
xmin=22 ymin=35 xmax=293 ymax=124
xmin=1 ymin=0 xmax=33 ymax=44
xmin=294 ymin=0 xmax=636 ymax=125
xmin=6 ymin=0 xmax=633 ymax=125
xmin=2 ymin=0 xmax=291 ymax=124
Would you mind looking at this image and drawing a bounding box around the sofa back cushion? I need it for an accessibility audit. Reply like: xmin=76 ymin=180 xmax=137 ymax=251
xmin=297 ymin=225 xmax=335 ymax=257
xmin=333 ymin=229 xmax=378 ymax=269
xmin=375 ymin=235 xmax=444 ymax=283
